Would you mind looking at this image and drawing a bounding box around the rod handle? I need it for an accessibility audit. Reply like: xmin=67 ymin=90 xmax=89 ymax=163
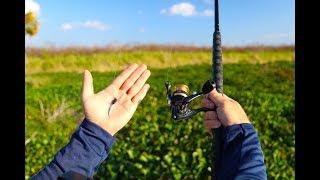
xmin=211 ymin=126 xmax=222 ymax=179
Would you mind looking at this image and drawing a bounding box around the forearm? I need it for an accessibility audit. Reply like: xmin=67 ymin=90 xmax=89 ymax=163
xmin=215 ymin=123 xmax=267 ymax=180
xmin=31 ymin=119 xmax=115 ymax=179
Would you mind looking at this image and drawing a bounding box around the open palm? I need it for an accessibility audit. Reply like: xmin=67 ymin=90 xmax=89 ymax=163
xmin=81 ymin=64 xmax=151 ymax=135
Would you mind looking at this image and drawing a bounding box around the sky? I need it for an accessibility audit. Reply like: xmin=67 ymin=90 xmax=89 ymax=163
xmin=25 ymin=0 xmax=295 ymax=47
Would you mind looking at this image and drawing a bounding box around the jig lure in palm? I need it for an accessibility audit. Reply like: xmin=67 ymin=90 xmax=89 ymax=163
xmin=165 ymin=0 xmax=223 ymax=178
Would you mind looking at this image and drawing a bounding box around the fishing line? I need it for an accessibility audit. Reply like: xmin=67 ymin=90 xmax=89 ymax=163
xmin=165 ymin=46 xmax=178 ymax=84
xmin=106 ymin=48 xmax=122 ymax=117
xmin=165 ymin=47 xmax=172 ymax=82
xmin=112 ymin=48 xmax=121 ymax=80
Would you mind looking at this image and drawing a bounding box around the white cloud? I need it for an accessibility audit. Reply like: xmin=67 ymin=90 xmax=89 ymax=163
xmin=161 ymin=2 xmax=214 ymax=17
xmin=170 ymin=2 xmax=196 ymax=16
xmin=161 ymin=2 xmax=196 ymax=17
xmin=83 ymin=21 xmax=108 ymax=30
xmin=25 ymin=0 xmax=40 ymax=15
xmin=60 ymin=21 xmax=110 ymax=31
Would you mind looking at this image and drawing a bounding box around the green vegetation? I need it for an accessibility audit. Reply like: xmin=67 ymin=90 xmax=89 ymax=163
xmin=25 ymin=47 xmax=294 ymax=179
xmin=26 ymin=46 xmax=294 ymax=74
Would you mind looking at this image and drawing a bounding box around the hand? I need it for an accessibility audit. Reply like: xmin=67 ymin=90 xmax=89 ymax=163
xmin=81 ymin=64 xmax=151 ymax=135
xmin=202 ymin=89 xmax=250 ymax=134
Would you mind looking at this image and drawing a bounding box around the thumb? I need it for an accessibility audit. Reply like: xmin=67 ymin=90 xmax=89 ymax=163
xmin=82 ymin=70 xmax=94 ymax=101
xmin=207 ymin=88 xmax=227 ymax=107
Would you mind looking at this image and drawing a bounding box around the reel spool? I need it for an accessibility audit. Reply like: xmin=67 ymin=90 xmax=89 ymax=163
xmin=173 ymin=84 xmax=189 ymax=97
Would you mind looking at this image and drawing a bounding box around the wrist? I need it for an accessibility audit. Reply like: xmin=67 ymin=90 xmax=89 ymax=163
xmin=85 ymin=118 xmax=117 ymax=136
xmin=102 ymin=123 xmax=117 ymax=136
xmin=224 ymin=119 xmax=251 ymax=127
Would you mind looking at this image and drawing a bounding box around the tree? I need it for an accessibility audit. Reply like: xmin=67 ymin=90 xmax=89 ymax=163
xmin=25 ymin=12 xmax=39 ymax=36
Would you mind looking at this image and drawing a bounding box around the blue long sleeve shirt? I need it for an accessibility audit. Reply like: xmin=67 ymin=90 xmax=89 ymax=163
xmin=216 ymin=123 xmax=267 ymax=180
xmin=31 ymin=119 xmax=116 ymax=179
xmin=31 ymin=120 xmax=266 ymax=179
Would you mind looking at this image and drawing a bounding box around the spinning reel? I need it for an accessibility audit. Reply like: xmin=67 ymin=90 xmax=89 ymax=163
xmin=165 ymin=80 xmax=216 ymax=120
xmin=165 ymin=0 xmax=223 ymax=178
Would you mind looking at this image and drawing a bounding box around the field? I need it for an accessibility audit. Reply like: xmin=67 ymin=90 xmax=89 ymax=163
xmin=25 ymin=45 xmax=295 ymax=179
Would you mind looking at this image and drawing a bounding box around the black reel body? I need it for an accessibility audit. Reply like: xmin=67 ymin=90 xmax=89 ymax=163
xmin=165 ymin=80 xmax=216 ymax=120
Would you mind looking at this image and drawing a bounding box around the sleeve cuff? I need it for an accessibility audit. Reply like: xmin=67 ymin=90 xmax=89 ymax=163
xmin=79 ymin=119 xmax=116 ymax=155
xmin=222 ymin=123 xmax=254 ymax=143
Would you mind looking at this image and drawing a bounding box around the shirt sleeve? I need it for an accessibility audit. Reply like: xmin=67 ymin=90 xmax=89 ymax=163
xmin=215 ymin=123 xmax=267 ymax=180
xmin=31 ymin=119 xmax=116 ymax=180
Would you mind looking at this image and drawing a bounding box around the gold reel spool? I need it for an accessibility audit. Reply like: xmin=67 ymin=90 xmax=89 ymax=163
xmin=174 ymin=84 xmax=190 ymax=95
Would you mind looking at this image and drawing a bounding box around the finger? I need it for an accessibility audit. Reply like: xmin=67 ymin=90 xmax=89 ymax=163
xmin=82 ymin=70 xmax=94 ymax=101
xmin=202 ymin=98 xmax=215 ymax=109
xmin=204 ymin=119 xmax=221 ymax=129
xmin=208 ymin=88 xmax=228 ymax=107
xmin=112 ymin=64 xmax=139 ymax=89
xmin=127 ymin=70 xmax=151 ymax=97
xmin=204 ymin=111 xmax=221 ymax=130
xmin=204 ymin=111 xmax=218 ymax=121
xmin=120 ymin=64 xmax=148 ymax=92
xmin=132 ymin=84 xmax=150 ymax=104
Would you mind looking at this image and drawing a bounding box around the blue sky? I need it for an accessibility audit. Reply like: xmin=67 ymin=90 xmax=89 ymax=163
xmin=25 ymin=0 xmax=295 ymax=47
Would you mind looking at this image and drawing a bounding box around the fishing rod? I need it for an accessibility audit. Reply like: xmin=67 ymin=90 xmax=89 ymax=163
xmin=165 ymin=0 xmax=223 ymax=178
xmin=211 ymin=0 xmax=223 ymax=178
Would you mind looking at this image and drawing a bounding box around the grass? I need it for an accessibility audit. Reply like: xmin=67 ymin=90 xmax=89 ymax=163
xmin=26 ymin=46 xmax=294 ymax=74
xmin=25 ymin=46 xmax=295 ymax=179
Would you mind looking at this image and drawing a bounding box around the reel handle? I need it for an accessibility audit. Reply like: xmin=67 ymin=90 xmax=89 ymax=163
xmin=202 ymin=80 xmax=216 ymax=94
